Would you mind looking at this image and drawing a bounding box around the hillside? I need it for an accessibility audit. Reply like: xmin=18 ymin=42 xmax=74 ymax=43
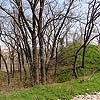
xmin=1 ymin=0 xmax=100 ymax=99
xmin=0 ymin=72 xmax=100 ymax=100
xmin=58 ymin=43 xmax=100 ymax=68
xmin=1 ymin=43 xmax=100 ymax=99
xmin=56 ymin=43 xmax=100 ymax=82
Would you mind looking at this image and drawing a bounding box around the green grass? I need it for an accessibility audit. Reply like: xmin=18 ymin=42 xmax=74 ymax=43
xmin=56 ymin=43 xmax=100 ymax=82
xmin=1 ymin=72 xmax=100 ymax=100
xmin=59 ymin=43 xmax=100 ymax=68
xmin=1 ymin=43 xmax=100 ymax=100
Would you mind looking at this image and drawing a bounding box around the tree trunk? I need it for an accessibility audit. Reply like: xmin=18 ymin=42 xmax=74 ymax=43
xmin=38 ymin=0 xmax=46 ymax=84
xmin=81 ymin=45 xmax=86 ymax=68
xmin=11 ymin=50 xmax=15 ymax=78
xmin=17 ymin=50 xmax=22 ymax=81
xmin=20 ymin=49 xmax=27 ymax=81
xmin=0 ymin=46 xmax=1 ymax=70
xmin=73 ymin=55 xmax=78 ymax=78
xmin=1 ymin=54 xmax=10 ymax=84
xmin=32 ymin=10 xmax=39 ymax=85
xmin=54 ymin=46 xmax=58 ymax=75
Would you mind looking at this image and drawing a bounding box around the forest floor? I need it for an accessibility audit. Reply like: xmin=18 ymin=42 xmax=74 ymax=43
xmin=0 ymin=72 xmax=100 ymax=100
xmin=0 ymin=71 xmax=25 ymax=93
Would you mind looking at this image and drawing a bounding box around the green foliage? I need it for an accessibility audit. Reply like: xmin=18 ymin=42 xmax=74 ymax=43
xmin=85 ymin=45 xmax=100 ymax=68
xmin=1 ymin=72 xmax=100 ymax=100
xmin=58 ymin=42 xmax=82 ymax=65
xmin=57 ymin=42 xmax=100 ymax=82
xmin=1 ymin=43 xmax=100 ymax=100
xmin=56 ymin=68 xmax=73 ymax=83
xmin=59 ymin=42 xmax=100 ymax=68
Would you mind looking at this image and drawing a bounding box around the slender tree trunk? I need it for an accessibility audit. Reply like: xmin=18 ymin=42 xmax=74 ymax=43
xmin=66 ymin=33 xmax=68 ymax=47
xmin=20 ymin=49 xmax=27 ymax=81
xmin=0 ymin=46 xmax=1 ymax=70
xmin=17 ymin=50 xmax=22 ymax=81
xmin=11 ymin=50 xmax=15 ymax=78
xmin=10 ymin=61 xmax=12 ymax=75
xmin=38 ymin=0 xmax=46 ymax=84
xmin=54 ymin=47 xmax=58 ymax=75
xmin=32 ymin=16 xmax=39 ymax=85
xmin=73 ymin=55 xmax=78 ymax=78
xmin=82 ymin=45 xmax=86 ymax=68
xmin=12 ymin=57 xmax=15 ymax=78
xmin=1 ymin=54 xmax=10 ymax=84
xmin=73 ymin=44 xmax=85 ymax=78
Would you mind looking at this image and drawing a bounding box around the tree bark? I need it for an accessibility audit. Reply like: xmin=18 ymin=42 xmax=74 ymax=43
xmin=38 ymin=0 xmax=46 ymax=84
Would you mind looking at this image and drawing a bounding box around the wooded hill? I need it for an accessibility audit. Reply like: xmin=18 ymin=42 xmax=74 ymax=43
xmin=1 ymin=42 xmax=100 ymax=92
xmin=0 ymin=0 xmax=100 ymax=94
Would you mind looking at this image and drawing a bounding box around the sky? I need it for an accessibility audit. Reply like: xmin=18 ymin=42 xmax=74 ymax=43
xmin=0 ymin=0 xmax=91 ymax=49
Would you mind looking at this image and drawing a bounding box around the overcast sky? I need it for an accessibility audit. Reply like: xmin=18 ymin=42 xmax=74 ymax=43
xmin=0 ymin=0 xmax=89 ymax=49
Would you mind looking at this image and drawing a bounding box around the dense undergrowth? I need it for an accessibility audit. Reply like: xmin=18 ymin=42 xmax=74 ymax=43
xmin=56 ymin=43 xmax=100 ymax=82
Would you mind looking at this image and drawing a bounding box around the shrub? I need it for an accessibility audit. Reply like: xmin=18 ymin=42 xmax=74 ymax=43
xmin=57 ymin=42 xmax=100 ymax=82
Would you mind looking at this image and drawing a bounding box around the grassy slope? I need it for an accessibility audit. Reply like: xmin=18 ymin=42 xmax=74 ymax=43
xmin=1 ymin=43 xmax=100 ymax=100
xmin=59 ymin=43 xmax=100 ymax=68
xmin=56 ymin=43 xmax=100 ymax=82
xmin=0 ymin=72 xmax=100 ymax=100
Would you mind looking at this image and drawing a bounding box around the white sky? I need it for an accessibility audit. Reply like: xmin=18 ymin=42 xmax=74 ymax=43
xmin=0 ymin=0 xmax=92 ymax=49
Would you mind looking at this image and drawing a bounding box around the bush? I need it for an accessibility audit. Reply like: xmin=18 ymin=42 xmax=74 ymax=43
xmin=56 ymin=68 xmax=73 ymax=83
xmin=57 ymin=43 xmax=100 ymax=82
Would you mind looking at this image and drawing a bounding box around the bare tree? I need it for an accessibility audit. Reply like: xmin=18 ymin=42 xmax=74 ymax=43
xmin=73 ymin=0 xmax=100 ymax=78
